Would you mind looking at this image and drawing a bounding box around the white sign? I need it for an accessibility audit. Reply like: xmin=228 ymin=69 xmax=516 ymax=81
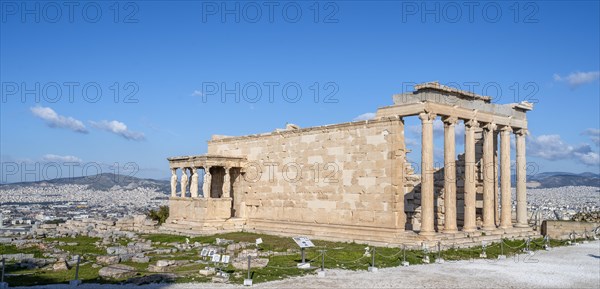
xmin=208 ymin=249 xmax=216 ymax=257
xmin=200 ymin=248 xmax=209 ymax=257
xmin=212 ymin=253 xmax=221 ymax=263
xmin=293 ymin=236 xmax=315 ymax=248
xmin=221 ymin=255 xmax=230 ymax=264
xmin=256 ymin=238 xmax=263 ymax=245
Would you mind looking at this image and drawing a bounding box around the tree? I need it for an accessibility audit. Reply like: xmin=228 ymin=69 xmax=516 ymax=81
xmin=147 ymin=205 xmax=169 ymax=225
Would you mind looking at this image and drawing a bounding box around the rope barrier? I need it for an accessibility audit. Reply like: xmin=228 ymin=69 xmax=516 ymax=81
xmin=324 ymin=252 xmax=369 ymax=265
xmin=375 ymin=249 xmax=404 ymax=259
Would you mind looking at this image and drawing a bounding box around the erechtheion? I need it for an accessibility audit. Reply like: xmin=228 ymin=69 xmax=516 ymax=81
xmin=163 ymin=82 xmax=537 ymax=246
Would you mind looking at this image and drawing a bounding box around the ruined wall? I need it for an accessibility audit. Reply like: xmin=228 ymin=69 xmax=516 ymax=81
xmin=542 ymin=220 xmax=600 ymax=239
xmin=207 ymin=118 xmax=407 ymax=231
xmin=404 ymin=126 xmax=490 ymax=231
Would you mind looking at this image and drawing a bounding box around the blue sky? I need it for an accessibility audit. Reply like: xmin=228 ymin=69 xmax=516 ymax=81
xmin=1 ymin=1 xmax=599 ymax=183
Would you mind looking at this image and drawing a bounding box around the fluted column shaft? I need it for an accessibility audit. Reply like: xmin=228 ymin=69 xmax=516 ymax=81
xmin=482 ymin=123 xmax=497 ymax=230
xmin=222 ymin=167 xmax=231 ymax=198
xmin=443 ymin=116 xmax=458 ymax=233
xmin=515 ymin=129 xmax=528 ymax=227
xmin=419 ymin=112 xmax=436 ymax=236
xmin=463 ymin=119 xmax=478 ymax=232
xmin=500 ymin=127 xmax=513 ymax=228
xmin=202 ymin=167 xmax=212 ymax=198
xmin=190 ymin=168 xmax=199 ymax=198
xmin=170 ymin=168 xmax=178 ymax=197
xmin=180 ymin=168 xmax=189 ymax=198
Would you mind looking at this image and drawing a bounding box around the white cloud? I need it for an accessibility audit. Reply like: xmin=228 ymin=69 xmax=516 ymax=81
xmin=42 ymin=154 xmax=82 ymax=163
xmin=573 ymin=150 xmax=600 ymax=166
xmin=405 ymin=137 xmax=418 ymax=146
xmin=553 ymin=71 xmax=600 ymax=87
xmin=191 ymin=90 xmax=203 ymax=97
xmin=582 ymin=128 xmax=600 ymax=146
xmin=90 ymin=120 xmax=145 ymax=141
xmin=353 ymin=112 xmax=376 ymax=121
xmin=527 ymin=134 xmax=599 ymax=166
xmin=30 ymin=106 xmax=88 ymax=133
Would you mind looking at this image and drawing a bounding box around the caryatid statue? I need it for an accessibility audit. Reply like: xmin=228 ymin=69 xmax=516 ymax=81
xmin=180 ymin=168 xmax=189 ymax=197
xmin=190 ymin=168 xmax=199 ymax=198
xmin=170 ymin=168 xmax=177 ymax=197
xmin=202 ymin=167 xmax=212 ymax=198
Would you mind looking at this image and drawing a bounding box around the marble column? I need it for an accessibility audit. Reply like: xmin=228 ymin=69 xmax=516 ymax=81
xmin=482 ymin=123 xmax=497 ymax=230
xmin=494 ymin=131 xmax=499 ymax=225
xmin=202 ymin=167 xmax=212 ymax=198
xmin=500 ymin=126 xmax=513 ymax=229
xmin=463 ymin=119 xmax=478 ymax=232
xmin=170 ymin=168 xmax=178 ymax=197
xmin=180 ymin=168 xmax=189 ymax=198
xmin=190 ymin=168 xmax=199 ymax=198
xmin=443 ymin=116 xmax=458 ymax=233
xmin=419 ymin=112 xmax=436 ymax=236
xmin=515 ymin=129 xmax=528 ymax=227
xmin=222 ymin=167 xmax=231 ymax=198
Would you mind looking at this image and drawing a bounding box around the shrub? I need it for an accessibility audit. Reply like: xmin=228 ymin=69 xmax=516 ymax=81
xmin=147 ymin=205 xmax=169 ymax=224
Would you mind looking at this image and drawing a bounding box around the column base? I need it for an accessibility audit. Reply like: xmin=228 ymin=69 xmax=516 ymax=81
xmin=443 ymin=228 xmax=458 ymax=234
xmin=482 ymin=225 xmax=497 ymax=231
xmin=499 ymin=225 xmax=513 ymax=230
xmin=419 ymin=230 xmax=436 ymax=236
xmin=462 ymin=226 xmax=477 ymax=232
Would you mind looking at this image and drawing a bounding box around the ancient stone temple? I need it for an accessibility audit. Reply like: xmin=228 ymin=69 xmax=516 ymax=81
xmin=163 ymin=82 xmax=538 ymax=245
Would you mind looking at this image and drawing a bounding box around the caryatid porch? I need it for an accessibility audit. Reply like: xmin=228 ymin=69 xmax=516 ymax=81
xmin=377 ymin=82 xmax=533 ymax=237
xmin=166 ymin=155 xmax=246 ymax=223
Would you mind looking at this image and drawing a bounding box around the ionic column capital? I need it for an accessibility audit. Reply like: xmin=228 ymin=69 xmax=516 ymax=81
xmin=515 ymin=128 xmax=528 ymax=136
xmin=465 ymin=119 xmax=479 ymax=129
xmin=500 ymin=126 xmax=513 ymax=133
xmin=483 ymin=122 xmax=497 ymax=131
xmin=419 ymin=112 xmax=437 ymax=122
xmin=442 ymin=116 xmax=459 ymax=126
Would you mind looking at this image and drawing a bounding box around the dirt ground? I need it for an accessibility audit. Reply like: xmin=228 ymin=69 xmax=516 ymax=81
xmin=18 ymin=240 xmax=600 ymax=289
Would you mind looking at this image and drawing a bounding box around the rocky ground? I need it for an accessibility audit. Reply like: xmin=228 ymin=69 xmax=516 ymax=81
xmin=13 ymin=241 xmax=600 ymax=289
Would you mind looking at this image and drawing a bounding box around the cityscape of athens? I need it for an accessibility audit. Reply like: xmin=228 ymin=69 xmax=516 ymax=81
xmin=1 ymin=1 xmax=599 ymax=289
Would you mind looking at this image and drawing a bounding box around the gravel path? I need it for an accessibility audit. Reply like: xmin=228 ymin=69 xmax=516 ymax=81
xmin=17 ymin=241 xmax=600 ymax=289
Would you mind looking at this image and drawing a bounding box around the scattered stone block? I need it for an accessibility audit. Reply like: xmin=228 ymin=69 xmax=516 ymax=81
xmin=156 ymin=260 xmax=175 ymax=267
xmin=231 ymin=257 xmax=268 ymax=270
xmin=96 ymin=255 xmax=120 ymax=265
xmin=199 ymin=267 xmax=216 ymax=276
xmin=98 ymin=264 xmax=137 ymax=279
xmin=131 ymin=255 xmax=150 ymax=263
xmin=52 ymin=260 xmax=69 ymax=271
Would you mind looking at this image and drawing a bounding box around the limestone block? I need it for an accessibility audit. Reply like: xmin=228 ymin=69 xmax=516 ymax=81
xmin=97 ymin=255 xmax=120 ymax=265
xmin=99 ymin=264 xmax=137 ymax=279
xmin=356 ymin=211 xmax=374 ymax=223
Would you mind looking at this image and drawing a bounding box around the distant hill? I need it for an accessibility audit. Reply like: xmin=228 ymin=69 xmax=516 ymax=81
xmin=516 ymin=172 xmax=600 ymax=188
xmin=0 ymin=173 xmax=170 ymax=193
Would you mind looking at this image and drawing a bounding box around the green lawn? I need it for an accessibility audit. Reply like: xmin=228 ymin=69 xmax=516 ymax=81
xmin=0 ymin=232 xmax=581 ymax=287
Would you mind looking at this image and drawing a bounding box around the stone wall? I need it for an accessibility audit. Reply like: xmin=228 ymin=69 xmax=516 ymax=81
xmin=31 ymin=215 xmax=158 ymax=238
xmin=541 ymin=220 xmax=600 ymax=239
xmin=169 ymin=198 xmax=233 ymax=221
xmin=207 ymin=118 xmax=407 ymax=233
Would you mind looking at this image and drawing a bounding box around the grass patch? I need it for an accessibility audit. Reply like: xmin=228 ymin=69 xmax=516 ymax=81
xmin=44 ymin=236 xmax=104 ymax=255
xmin=0 ymin=232 xmax=588 ymax=287
xmin=0 ymin=244 xmax=45 ymax=258
xmin=4 ymin=263 xmax=101 ymax=287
